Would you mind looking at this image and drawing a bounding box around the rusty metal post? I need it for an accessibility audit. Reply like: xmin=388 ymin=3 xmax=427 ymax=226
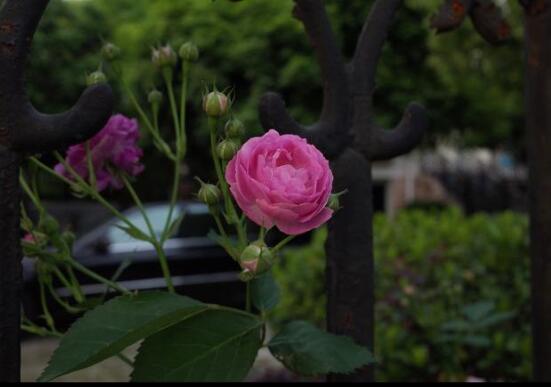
xmin=522 ymin=0 xmax=551 ymax=381
xmin=259 ymin=0 xmax=427 ymax=381
xmin=0 ymin=0 xmax=113 ymax=381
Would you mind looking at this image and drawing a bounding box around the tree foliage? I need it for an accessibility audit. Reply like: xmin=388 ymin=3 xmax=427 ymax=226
xmin=29 ymin=0 xmax=526 ymax=201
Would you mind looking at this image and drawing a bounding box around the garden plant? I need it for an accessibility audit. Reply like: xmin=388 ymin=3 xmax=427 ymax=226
xmin=19 ymin=36 xmax=375 ymax=382
xmin=1 ymin=0 xmax=549 ymax=383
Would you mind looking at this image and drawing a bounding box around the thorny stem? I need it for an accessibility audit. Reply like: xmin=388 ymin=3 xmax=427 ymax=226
xmin=272 ymin=235 xmax=296 ymax=254
xmin=208 ymin=117 xmax=247 ymax=249
xmin=162 ymin=68 xmax=182 ymax=157
xmin=179 ymin=61 xmax=190 ymax=155
xmin=67 ymin=259 xmax=131 ymax=296
xmin=246 ymin=282 xmax=252 ymax=313
xmin=112 ymin=63 xmax=176 ymax=161
xmin=120 ymin=175 xmax=175 ymax=293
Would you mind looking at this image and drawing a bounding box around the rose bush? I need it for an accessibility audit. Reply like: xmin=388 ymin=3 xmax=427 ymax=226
xmin=225 ymin=129 xmax=334 ymax=235
xmin=54 ymin=114 xmax=144 ymax=191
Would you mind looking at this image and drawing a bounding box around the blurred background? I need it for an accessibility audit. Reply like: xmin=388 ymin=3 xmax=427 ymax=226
xmin=23 ymin=0 xmax=530 ymax=382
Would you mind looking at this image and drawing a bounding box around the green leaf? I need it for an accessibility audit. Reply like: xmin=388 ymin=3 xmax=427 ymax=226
xmin=268 ymin=321 xmax=375 ymax=376
xmin=462 ymin=301 xmax=495 ymax=321
xmin=38 ymin=292 xmax=208 ymax=382
xmin=476 ymin=311 xmax=516 ymax=329
xmin=440 ymin=319 xmax=471 ymax=332
xmin=115 ymin=224 xmax=151 ymax=242
xmin=251 ymin=272 xmax=280 ymax=312
xmin=462 ymin=335 xmax=491 ymax=348
xmin=131 ymin=308 xmax=262 ymax=382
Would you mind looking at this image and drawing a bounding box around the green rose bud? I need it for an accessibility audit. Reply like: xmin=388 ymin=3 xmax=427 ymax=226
xmin=217 ymin=139 xmax=240 ymax=161
xmin=86 ymin=70 xmax=107 ymax=86
xmin=101 ymin=42 xmax=121 ymax=61
xmin=148 ymin=89 xmax=163 ymax=105
xmin=179 ymin=42 xmax=199 ymax=62
xmin=197 ymin=182 xmax=222 ymax=206
xmin=239 ymin=241 xmax=273 ymax=279
xmin=203 ymin=91 xmax=229 ymax=117
xmin=224 ymin=118 xmax=245 ymax=139
xmin=152 ymin=44 xmax=177 ymax=68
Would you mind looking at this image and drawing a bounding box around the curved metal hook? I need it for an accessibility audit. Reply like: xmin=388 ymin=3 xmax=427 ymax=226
xmin=0 ymin=0 xmax=113 ymax=153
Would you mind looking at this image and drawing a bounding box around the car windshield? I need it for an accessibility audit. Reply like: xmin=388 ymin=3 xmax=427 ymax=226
xmin=106 ymin=203 xmax=218 ymax=244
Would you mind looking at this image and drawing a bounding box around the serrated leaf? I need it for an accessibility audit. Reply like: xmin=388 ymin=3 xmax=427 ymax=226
xmin=268 ymin=321 xmax=375 ymax=376
xmin=38 ymin=292 xmax=208 ymax=382
xmin=251 ymin=272 xmax=280 ymax=312
xmin=131 ymin=308 xmax=262 ymax=382
xmin=115 ymin=224 xmax=151 ymax=242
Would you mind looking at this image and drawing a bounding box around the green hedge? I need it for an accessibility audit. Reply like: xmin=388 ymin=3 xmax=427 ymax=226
xmin=272 ymin=208 xmax=531 ymax=382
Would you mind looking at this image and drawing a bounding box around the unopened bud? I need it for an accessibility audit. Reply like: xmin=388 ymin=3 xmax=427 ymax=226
xmin=148 ymin=89 xmax=163 ymax=105
xmin=101 ymin=42 xmax=121 ymax=61
xmin=239 ymin=241 xmax=273 ymax=279
xmin=152 ymin=45 xmax=177 ymax=68
xmin=224 ymin=118 xmax=245 ymax=139
xmin=203 ymin=91 xmax=229 ymax=117
xmin=197 ymin=182 xmax=222 ymax=206
xmin=86 ymin=70 xmax=107 ymax=86
xmin=179 ymin=42 xmax=199 ymax=62
xmin=217 ymin=139 xmax=240 ymax=161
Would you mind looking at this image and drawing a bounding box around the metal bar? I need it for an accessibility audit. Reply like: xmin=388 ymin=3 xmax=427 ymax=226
xmin=326 ymin=149 xmax=374 ymax=382
xmin=523 ymin=0 xmax=551 ymax=381
xmin=0 ymin=149 xmax=21 ymax=382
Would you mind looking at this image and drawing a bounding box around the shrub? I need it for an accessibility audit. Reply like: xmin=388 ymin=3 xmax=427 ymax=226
xmin=272 ymin=208 xmax=531 ymax=382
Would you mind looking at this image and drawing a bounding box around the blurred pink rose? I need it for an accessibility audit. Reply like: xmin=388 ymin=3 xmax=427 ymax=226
xmin=226 ymin=129 xmax=333 ymax=235
xmin=55 ymin=114 xmax=144 ymax=192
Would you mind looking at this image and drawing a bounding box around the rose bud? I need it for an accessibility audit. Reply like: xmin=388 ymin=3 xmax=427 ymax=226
xmin=203 ymin=91 xmax=229 ymax=117
xmin=239 ymin=241 xmax=273 ymax=278
xmin=152 ymin=45 xmax=177 ymax=68
xmin=101 ymin=42 xmax=121 ymax=61
xmin=197 ymin=182 xmax=222 ymax=206
xmin=148 ymin=89 xmax=164 ymax=106
xmin=217 ymin=139 xmax=240 ymax=161
xmin=86 ymin=70 xmax=107 ymax=86
xmin=179 ymin=42 xmax=199 ymax=62
xmin=224 ymin=118 xmax=245 ymax=139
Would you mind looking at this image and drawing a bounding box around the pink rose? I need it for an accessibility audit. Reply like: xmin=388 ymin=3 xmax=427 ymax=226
xmin=55 ymin=114 xmax=144 ymax=192
xmin=225 ymin=129 xmax=334 ymax=235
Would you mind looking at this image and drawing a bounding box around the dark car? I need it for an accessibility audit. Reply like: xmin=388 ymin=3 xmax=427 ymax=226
xmin=22 ymin=201 xmax=247 ymax=331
